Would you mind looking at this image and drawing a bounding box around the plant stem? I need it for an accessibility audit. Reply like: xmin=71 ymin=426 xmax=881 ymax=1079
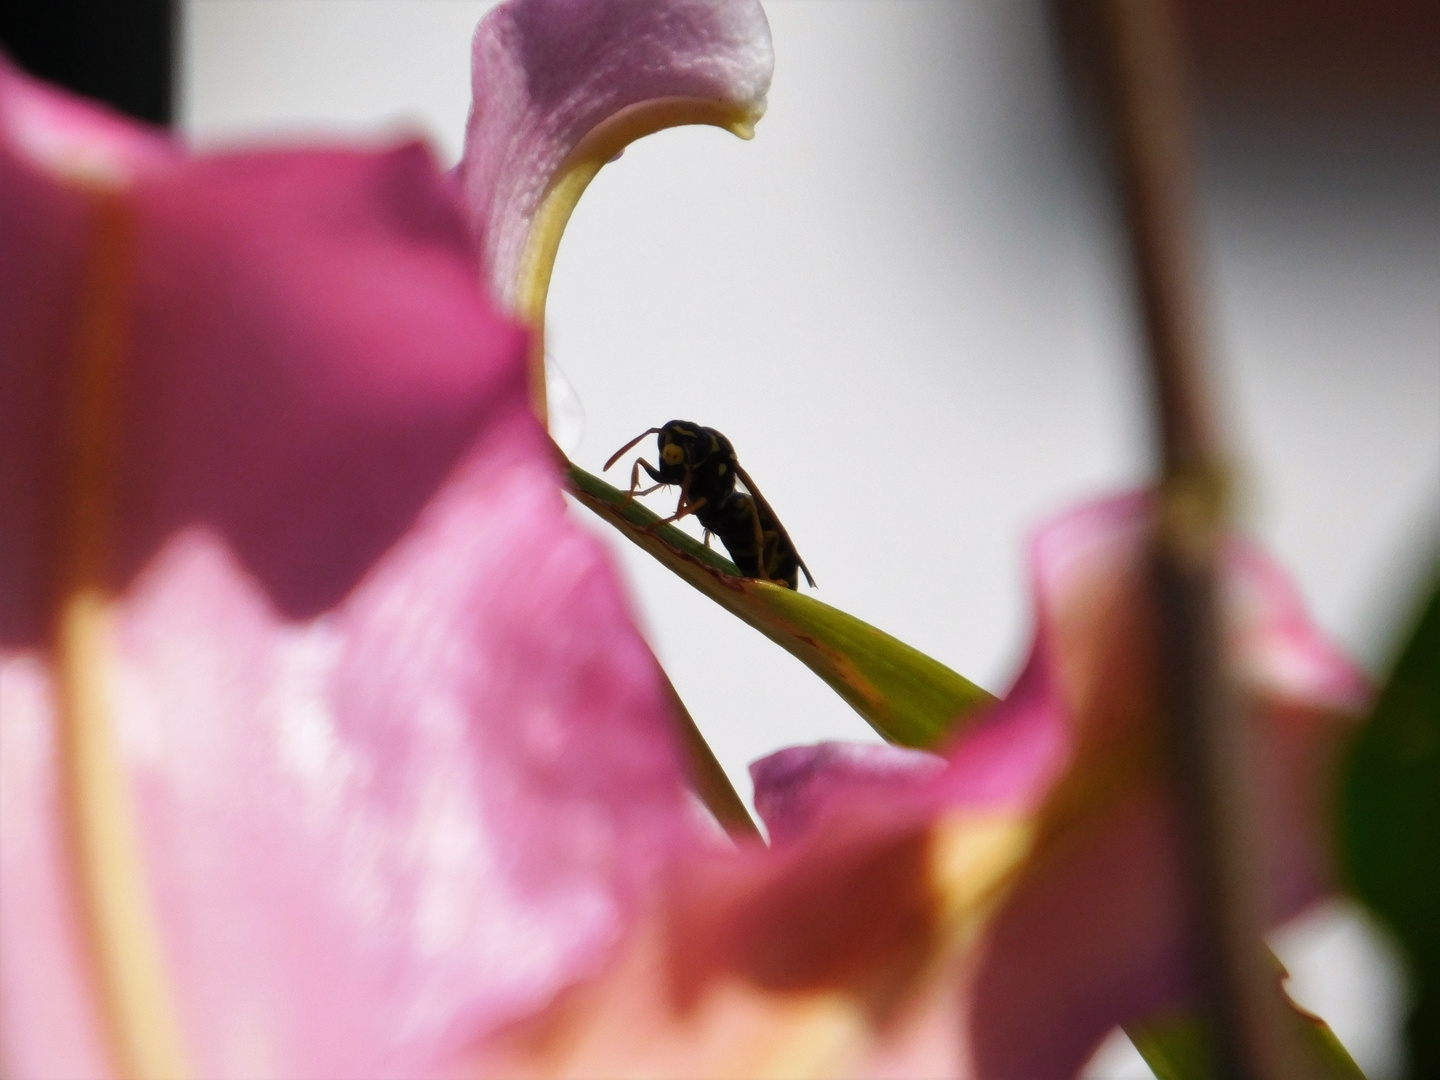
xmin=1095 ymin=2 xmax=1312 ymax=1076
xmin=662 ymin=675 xmax=763 ymax=843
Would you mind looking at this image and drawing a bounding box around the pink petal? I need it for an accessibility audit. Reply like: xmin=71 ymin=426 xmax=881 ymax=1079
xmin=751 ymin=742 xmax=946 ymax=846
xmin=0 ymin=658 xmax=114 ymax=1080
xmin=471 ymin=804 xmax=1013 ymax=1079
xmin=1 ymin=60 xmax=687 ymax=1079
xmin=0 ymin=61 xmax=178 ymax=185
xmin=957 ymin=493 xmax=1370 ymax=1078
xmin=455 ymin=0 xmax=773 ymax=302
xmin=1229 ymin=540 xmax=1370 ymax=712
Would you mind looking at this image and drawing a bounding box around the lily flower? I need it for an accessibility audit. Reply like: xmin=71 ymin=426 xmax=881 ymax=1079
xmin=0 ymin=33 xmax=716 ymax=1078
xmin=1 ymin=0 xmax=1371 ymax=1075
xmin=465 ymin=494 xmax=1368 ymax=1078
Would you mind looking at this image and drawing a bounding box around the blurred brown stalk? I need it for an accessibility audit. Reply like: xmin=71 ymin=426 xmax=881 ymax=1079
xmin=1092 ymin=1 xmax=1322 ymax=1076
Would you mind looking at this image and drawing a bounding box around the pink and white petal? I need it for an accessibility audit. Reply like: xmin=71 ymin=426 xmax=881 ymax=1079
xmin=2 ymin=106 xmax=690 ymax=1078
xmin=470 ymin=806 xmax=1032 ymax=1079
xmin=953 ymin=494 xmax=1369 ymax=1078
xmin=751 ymin=742 xmax=947 ymax=846
xmin=456 ymin=0 xmax=773 ymax=302
xmin=0 ymin=65 xmax=121 ymax=1076
xmin=0 ymin=657 xmax=114 ymax=1080
xmin=0 ymin=60 xmax=177 ymax=187
xmin=119 ymin=434 xmax=683 ymax=1078
xmin=116 ymin=146 xmax=689 ymax=1080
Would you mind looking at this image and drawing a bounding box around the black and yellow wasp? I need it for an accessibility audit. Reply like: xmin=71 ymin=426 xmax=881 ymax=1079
xmin=604 ymin=421 xmax=815 ymax=590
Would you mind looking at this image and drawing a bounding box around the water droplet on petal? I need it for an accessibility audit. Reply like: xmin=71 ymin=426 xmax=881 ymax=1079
xmin=545 ymin=353 xmax=585 ymax=455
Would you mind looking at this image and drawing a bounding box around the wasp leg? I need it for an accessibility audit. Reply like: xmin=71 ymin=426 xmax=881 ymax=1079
xmin=667 ymin=474 xmax=693 ymax=521
xmin=643 ymin=496 xmax=707 ymax=533
xmin=703 ymin=530 xmax=714 ymax=548
xmin=624 ymin=459 xmax=665 ymax=503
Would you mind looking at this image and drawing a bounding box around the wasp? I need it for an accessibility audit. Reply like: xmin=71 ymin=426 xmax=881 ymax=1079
xmin=604 ymin=420 xmax=815 ymax=590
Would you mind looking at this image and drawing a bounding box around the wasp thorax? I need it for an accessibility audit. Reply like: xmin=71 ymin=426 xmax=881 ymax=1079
xmin=603 ymin=419 xmax=814 ymax=590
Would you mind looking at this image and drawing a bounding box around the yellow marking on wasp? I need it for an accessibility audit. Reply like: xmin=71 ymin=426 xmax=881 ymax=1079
xmin=662 ymin=444 xmax=685 ymax=466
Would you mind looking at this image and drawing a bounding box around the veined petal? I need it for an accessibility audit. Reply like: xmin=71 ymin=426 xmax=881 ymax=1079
xmin=0 ymin=62 xmax=687 ymax=1080
xmin=455 ymin=0 xmax=773 ymax=413
xmin=751 ymin=743 xmax=947 ymax=847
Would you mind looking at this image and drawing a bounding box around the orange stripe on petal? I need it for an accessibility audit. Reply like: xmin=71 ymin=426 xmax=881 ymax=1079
xmin=56 ymin=191 xmax=191 ymax=1080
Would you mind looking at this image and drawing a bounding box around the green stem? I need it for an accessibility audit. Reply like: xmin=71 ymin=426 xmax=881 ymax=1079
xmin=567 ymin=463 xmax=995 ymax=750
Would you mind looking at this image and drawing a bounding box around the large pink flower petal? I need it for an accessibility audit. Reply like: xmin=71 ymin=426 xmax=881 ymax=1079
xmin=456 ymin=0 xmax=773 ymax=304
xmin=0 ymin=62 xmax=687 ymax=1079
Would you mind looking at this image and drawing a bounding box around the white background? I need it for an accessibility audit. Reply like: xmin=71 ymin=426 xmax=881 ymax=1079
xmin=182 ymin=2 xmax=1437 ymax=1074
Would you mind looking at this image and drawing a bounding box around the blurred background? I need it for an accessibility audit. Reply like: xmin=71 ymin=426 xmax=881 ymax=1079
xmin=7 ymin=0 xmax=1435 ymax=1074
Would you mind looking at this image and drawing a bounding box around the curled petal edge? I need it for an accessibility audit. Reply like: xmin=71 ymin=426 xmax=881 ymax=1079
xmin=456 ymin=0 xmax=774 ymax=417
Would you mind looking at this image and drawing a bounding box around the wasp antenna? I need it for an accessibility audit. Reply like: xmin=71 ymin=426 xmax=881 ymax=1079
xmin=604 ymin=428 xmax=662 ymax=471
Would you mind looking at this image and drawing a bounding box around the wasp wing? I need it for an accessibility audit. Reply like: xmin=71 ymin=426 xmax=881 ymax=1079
xmin=732 ymin=461 xmax=816 ymax=588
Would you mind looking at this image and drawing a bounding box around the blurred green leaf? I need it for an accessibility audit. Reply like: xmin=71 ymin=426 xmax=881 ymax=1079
xmin=1339 ymin=566 xmax=1440 ymax=1079
xmin=568 ymin=464 xmax=995 ymax=748
xmin=1126 ymin=984 xmax=1366 ymax=1080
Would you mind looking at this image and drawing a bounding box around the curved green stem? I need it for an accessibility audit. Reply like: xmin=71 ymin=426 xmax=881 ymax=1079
xmin=568 ymin=464 xmax=995 ymax=750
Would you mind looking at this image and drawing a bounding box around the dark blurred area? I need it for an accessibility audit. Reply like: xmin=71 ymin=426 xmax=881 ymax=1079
xmin=1056 ymin=0 xmax=1439 ymax=118
xmin=1050 ymin=5 xmax=1436 ymax=1075
xmin=1184 ymin=0 xmax=1439 ymax=114
xmin=0 ymin=0 xmax=175 ymax=124
xmin=4 ymin=1 xmax=1434 ymax=133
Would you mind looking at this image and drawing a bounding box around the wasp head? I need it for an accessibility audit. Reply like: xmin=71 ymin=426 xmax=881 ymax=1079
xmin=651 ymin=421 xmax=705 ymax=482
xmin=653 ymin=421 xmax=736 ymax=500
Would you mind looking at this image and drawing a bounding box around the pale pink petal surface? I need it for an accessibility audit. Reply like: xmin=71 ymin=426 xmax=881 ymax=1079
xmin=456 ymin=0 xmax=773 ymax=305
xmin=751 ymin=742 xmax=947 ymax=846
xmin=0 ymin=62 xmax=177 ymax=186
xmin=0 ymin=62 xmax=688 ymax=1079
